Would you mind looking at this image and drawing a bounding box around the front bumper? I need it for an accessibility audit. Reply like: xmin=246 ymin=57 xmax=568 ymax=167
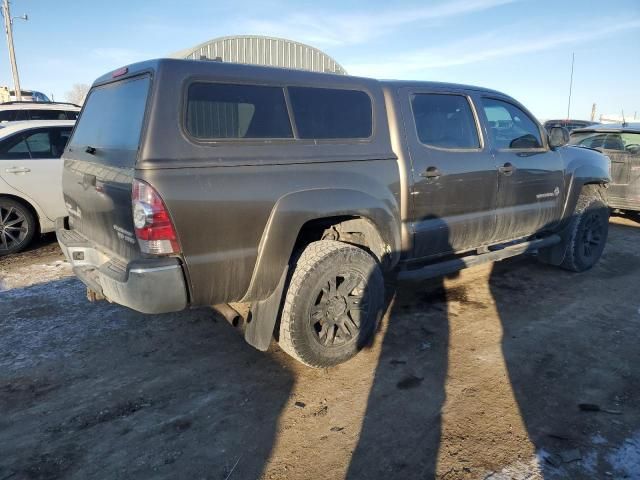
xmin=56 ymin=218 xmax=188 ymax=314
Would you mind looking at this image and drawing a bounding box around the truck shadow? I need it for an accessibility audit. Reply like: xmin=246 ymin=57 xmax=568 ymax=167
xmin=348 ymin=213 xmax=639 ymax=478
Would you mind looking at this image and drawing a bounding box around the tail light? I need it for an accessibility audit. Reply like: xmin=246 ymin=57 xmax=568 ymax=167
xmin=132 ymin=179 xmax=180 ymax=255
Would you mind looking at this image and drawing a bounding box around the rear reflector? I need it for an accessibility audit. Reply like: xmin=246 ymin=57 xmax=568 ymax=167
xmin=132 ymin=179 xmax=180 ymax=255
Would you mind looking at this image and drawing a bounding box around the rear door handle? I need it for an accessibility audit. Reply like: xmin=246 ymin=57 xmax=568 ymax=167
xmin=421 ymin=166 xmax=441 ymax=179
xmin=5 ymin=167 xmax=31 ymax=174
xmin=498 ymin=162 xmax=514 ymax=176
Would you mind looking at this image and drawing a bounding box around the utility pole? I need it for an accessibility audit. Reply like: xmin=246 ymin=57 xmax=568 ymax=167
xmin=1 ymin=0 xmax=27 ymax=101
xmin=566 ymin=52 xmax=575 ymax=120
xmin=590 ymin=103 xmax=596 ymax=122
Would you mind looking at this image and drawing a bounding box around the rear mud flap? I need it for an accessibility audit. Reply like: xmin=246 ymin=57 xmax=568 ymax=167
xmin=245 ymin=267 xmax=289 ymax=351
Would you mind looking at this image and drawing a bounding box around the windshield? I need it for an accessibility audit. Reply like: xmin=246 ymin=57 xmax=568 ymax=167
xmin=68 ymin=74 xmax=150 ymax=167
xmin=570 ymin=131 xmax=640 ymax=154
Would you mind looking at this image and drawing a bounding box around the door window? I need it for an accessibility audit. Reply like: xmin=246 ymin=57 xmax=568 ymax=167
xmin=0 ymin=128 xmax=72 ymax=160
xmin=570 ymin=132 xmax=640 ymax=154
xmin=25 ymin=132 xmax=54 ymax=157
xmin=0 ymin=134 xmax=29 ymax=159
xmin=482 ymin=98 xmax=543 ymax=150
xmin=410 ymin=93 xmax=480 ymax=149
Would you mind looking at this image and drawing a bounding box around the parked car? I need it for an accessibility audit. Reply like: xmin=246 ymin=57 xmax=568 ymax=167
xmin=544 ymin=119 xmax=598 ymax=133
xmin=0 ymin=120 xmax=75 ymax=254
xmin=0 ymin=101 xmax=80 ymax=122
xmin=570 ymin=122 xmax=640 ymax=213
xmin=56 ymin=59 xmax=610 ymax=367
xmin=9 ymin=89 xmax=51 ymax=103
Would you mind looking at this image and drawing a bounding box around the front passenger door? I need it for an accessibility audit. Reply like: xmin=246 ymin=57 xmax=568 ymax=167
xmin=480 ymin=97 xmax=565 ymax=241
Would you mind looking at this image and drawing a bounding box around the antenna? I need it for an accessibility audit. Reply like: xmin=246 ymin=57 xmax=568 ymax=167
xmin=621 ymin=109 xmax=627 ymax=127
xmin=566 ymin=52 xmax=574 ymax=120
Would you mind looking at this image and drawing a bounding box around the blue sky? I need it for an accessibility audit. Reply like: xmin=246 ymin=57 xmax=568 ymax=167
xmin=0 ymin=0 xmax=638 ymax=120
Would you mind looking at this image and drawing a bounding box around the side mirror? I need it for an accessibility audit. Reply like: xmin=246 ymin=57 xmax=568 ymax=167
xmin=548 ymin=126 xmax=569 ymax=149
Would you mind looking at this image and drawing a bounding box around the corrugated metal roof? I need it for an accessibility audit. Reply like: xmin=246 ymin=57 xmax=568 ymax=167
xmin=169 ymin=35 xmax=347 ymax=75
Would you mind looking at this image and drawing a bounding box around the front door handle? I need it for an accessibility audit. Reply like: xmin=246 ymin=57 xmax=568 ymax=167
xmin=421 ymin=166 xmax=441 ymax=179
xmin=498 ymin=162 xmax=514 ymax=176
xmin=5 ymin=167 xmax=31 ymax=174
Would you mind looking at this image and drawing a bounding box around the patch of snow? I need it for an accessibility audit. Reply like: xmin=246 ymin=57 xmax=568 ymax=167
xmin=581 ymin=450 xmax=598 ymax=476
xmin=485 ymin=449 xmax=547 ymax=480
xmin=592 ymin=433 xmax=608 ymax=445
xmin=606 ymin=431 xmax=640 ymax=479
xmin=0 ymin=260 xmax=72 ymax=291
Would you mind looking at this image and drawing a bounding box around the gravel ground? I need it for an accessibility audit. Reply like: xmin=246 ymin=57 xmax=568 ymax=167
xmin=1 ymin=217 xmax=639 ymax=480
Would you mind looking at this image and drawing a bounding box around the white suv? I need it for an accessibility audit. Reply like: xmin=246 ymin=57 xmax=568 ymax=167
xmin=0 ymin=101 xmax=80 ymax=122
xmin=0 ymin=120 xmax=75 ymax=254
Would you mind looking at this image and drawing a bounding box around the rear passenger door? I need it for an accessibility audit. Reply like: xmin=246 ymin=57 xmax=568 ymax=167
xmin=0 ymin=127 xmax=72 ymax=221
xmin=402 ymin=89 xmax=499 ymax=258
xmin=480 ymin=97 xmax=565 ymax=241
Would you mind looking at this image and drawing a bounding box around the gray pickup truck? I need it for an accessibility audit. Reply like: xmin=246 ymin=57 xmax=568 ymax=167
xmin=56 ymin=59 xmax=610 ymax=367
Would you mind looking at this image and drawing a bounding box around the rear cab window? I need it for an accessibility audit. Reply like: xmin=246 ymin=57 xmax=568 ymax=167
xmin=68 ymin=75 xmax=151 ymax=167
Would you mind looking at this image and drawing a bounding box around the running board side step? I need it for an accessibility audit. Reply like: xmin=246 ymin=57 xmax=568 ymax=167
xmin=397 ymin=234 xmax=561 ymax=282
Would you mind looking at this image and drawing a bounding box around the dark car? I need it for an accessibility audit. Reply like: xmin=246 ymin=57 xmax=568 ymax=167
xmin=544 ymin=119 xmax=599 ymax=133
xmin=56 ymin=59 xmax=610 ymax=367
xmin=570 ymin=123 xmax=640 ymax=213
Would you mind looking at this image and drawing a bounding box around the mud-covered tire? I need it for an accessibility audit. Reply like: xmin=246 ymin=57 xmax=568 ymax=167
xmin=560 ymin=186 xmax=609 ymax=272
xmin=0 ymin=198 xmax=36 ymax=255
xmin=278 ymin=240 xmax=384 ymax=368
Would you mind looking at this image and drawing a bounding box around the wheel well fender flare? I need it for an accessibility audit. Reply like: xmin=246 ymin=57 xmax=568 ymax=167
xmin=241 ymin=188 xmax=400 ymax=303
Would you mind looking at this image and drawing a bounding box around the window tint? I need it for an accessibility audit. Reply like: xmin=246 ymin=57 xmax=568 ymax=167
xmin=65 ymin=110 xmax=79 ymax=120
xmin=0 ymin=111 xmax=16 ymax=122
xmin=28 ymin=109 xmax=69 ymax=121
xmin=0 ymin=134 xmax=29 ymax=159
xmin=13 ymin=110 xmax=27 ymax=121
xmin=25 ymin=132 xmax=53 ymax=157
xmin=571 ymin=132 xmax=640 ymax=154
xmin=482 ymin=98 xmax=543 ymax=149
xmin=411 ymin=94 xmax=480 ymax=149
xmin=69 ymin=75 xmax=150 ymax=167
xmin=186 ymin=83 xmax=292 ymax=139
xmin=288 ymin=86 xmax=372 ymax=139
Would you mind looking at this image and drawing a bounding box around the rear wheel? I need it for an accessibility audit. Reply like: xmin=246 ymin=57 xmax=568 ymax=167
xmin=278 ymin=240 xmax=384 ymax=368
xmin=560 ymin=186 xmax=609 ymax=272
xmin=0 ymin=198 xmax=36 ymax=255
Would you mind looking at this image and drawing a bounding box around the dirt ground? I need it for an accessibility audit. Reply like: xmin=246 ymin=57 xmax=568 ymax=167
xmin=1 ymin=217 xmax=640 ymax=480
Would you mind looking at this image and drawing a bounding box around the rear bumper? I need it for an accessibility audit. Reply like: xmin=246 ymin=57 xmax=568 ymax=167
xmin=55 ymin=218 xmax=188 ymax=314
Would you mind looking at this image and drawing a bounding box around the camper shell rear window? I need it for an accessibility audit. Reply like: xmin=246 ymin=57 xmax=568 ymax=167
xmin=68 ymin=74 xmax=151 ymax=167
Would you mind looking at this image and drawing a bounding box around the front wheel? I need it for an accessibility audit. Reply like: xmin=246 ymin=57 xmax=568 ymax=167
xmin=0 ymin=198 xmax=36 ymax=255
xmin=560 ymin=186 xmax=609 ymax=272
xmin=278 ymin=240 xmax=384 ymax=368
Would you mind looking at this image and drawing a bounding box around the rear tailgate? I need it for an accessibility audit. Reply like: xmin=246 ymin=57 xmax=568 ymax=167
xmin=62 ymin=74 xmax=151 ymax=260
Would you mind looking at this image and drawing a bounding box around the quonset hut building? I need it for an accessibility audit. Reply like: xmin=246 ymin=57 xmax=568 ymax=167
xmin=169 ymin=35 xmax=347 ymax=75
